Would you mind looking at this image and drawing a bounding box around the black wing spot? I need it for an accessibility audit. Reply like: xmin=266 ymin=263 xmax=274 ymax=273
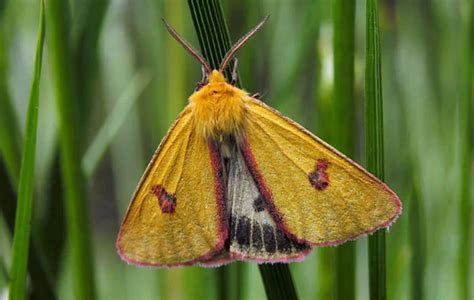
xmin=236 ymin=217 xmax=251 ymax=248
xmin=262 ymin=224 xmax=276 ymax=253
xmin=275 ymin=230 xmax=293 ymax=253
xmin=253 ymin=195 xmax=266 ymax=212
xmin=251 ymin=224 xmax=264 ymax=250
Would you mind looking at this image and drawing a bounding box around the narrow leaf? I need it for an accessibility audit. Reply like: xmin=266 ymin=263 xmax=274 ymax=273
xmin=186 ymin=1 xmax=240 ymax=298
xmin=332 ymin=1 xmax=356 ymax=299
xmin=458 ymin=1 xmax=473 ymax=299
xmin=0 ymin=0 xmax=21 ymax=187
xmin=9 ymin=1 xmax=45 ymax=298
xmin=46 ymin=0 xmax=97 ymax=298
xmin=82 ymin=71 xmax=151 ymax=178
xmin=187 ymin=1 xmax=297 ymax=299
xmin=365 ymin=0 xmax=387 ymax=299
xmin=409 ymin=182 xmax=425 ymax=300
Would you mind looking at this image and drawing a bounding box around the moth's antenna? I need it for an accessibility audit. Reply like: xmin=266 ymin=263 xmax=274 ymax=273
xmin=162 ymin=18 xmax=212 ymax=73
xmin=219 ymin=16 xmax=269 ymax=73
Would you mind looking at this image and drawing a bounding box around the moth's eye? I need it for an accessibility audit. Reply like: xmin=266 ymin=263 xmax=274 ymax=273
xmin=211 ymin=90 xmax=218 ymax=95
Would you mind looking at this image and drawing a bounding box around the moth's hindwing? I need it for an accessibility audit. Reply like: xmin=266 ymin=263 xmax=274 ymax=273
xmin=227 ymin=144 xmax=311 ymax=262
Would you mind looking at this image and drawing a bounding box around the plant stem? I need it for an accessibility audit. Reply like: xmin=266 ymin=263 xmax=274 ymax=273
xmin=187 ymin=1 xmax=297 ymax=299
xmin=187 ymin=0 xmax=236 ymax=298
xmin=409 ymin=182 xmax=425 ymax=300
xmin=0 ymin=4 xmax=59 ymax=298
xmin=47 ymin=0 xmax=97 ymax=298
xmin=332 ymin=1 xmax=356 ymax=299
xmin=71 ymin=0 xmax=109 ymax=139
xmin=259 ymin=264 xmax=298 ymax=300
xmin=188 ymin=0 xmax=236 ymax=80
xmin=459 ymin=1 xmax=473 ymax=299
xmin=81 ymin=71 xmax=151 ymax=178
xmin=332 ymin=0 xmax=356 ymax=157
xmin=0 ymin=0 xmax=21 ymax=187
xmin=8 ymin=1 xmax=45 ymax=298
xmin=365 ymin=0 xmax=386 ymax=299
xmin=314 ymin=6 xmax=334 ymax=299
xmin=0 ymin=162 xmax=57 ymax=300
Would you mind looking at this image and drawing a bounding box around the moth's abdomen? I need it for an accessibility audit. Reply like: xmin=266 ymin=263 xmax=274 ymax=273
xmin=189 ymin=78 xmax=248 ymax=139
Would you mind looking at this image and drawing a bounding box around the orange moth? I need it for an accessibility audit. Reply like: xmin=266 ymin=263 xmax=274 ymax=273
xmin=116 ymin=17 xmax=402 ymax=267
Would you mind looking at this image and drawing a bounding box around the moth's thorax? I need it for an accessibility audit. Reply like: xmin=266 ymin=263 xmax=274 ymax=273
xmin=189 ymin=70 xmax=248 ymax=139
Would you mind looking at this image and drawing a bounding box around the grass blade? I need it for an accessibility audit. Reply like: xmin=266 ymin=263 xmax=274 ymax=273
xmin=1 ymin=7 xmax=57 ymax=298
xmin=332 ymin=1 xmax=356 ymax=299
xmin=188 ymin=0 xmax=236 ymax=79
xmin=82 ymin=70 xmax=151 ymax=178
xmin=186 ymin=2 xmax=237 ymax=298
xmin=458 ymin=1 xmax=473 ymax=299
xmin=47 ymin=0 xmax=97 ymax=298
xmin=8 ymin=0 xmax=45 ymax=298
xmin=0 ymin=96 xmax=21 ymax=186
xmin=71 ymin=0 xmax=109 ymax=138
xmin=187 ymin=1 xmax=297 ymax=299
xmin=0 ymin=162 xmax=57 ymax=300
xmin=409 ymin=182 xmax=425 ymax=300
xmin=0 ymin=0 xmax=21 ymax=187
xmin=259 ymin=264 xmax=298 ymax=300
xmin=314 ymin=6 xmax=334 ymax=298
xmin=365 ymin=0 xmax=386 ymax=299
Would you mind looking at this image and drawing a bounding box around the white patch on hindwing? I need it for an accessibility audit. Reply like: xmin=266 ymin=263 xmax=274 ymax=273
xmin=224 ymin=141 xmax=311 ymax=261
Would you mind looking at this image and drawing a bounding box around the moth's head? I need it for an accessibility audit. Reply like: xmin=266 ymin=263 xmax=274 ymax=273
xmin=192 ymin=70 xmax=239 ymax=101
xmin=207 ymin=70 xmax=226 ymax=84
xmin=162 ymin=16 xmax=269 ymax=86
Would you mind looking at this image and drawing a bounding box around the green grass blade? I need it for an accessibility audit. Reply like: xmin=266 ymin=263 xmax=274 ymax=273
xmin=38 ymin=156 xmax=66 ymax=284
xmin=0 ymin=1 xmax=21 ymax=187
xmin=365 ymin=0 xmax=386 ymax=299
xmin=0 ymin=98 xmax=21 ymax=186
xmin=458 ymin=1 xmax=473 ymax=299
xmin=186 ymin=2 xmax=237 ymax=299
xmin=8 ymin=0 xmax=45 ymax=298
xmin=187 ymin=1 xmax=297 ymax=299
xmin=332 ymin=1 xmax=356 ymax=299
xmin=409 ymin=182 xmax=425 ymax=300
xmin=188 ymin=0 xmax=237 ymax=82
xmin=314 ymin=5 xmax=334 ymax=299
xmin=47 ymin=0 xmax=97 ymax=298
xmin=1 ymin=6 xmax=57 ymax=298
xmin=82 ymin=70 xmax=151 ymax=178
xmin=332 ymin=1 xmax=356 ymax=156
xmin=71 ymin=0 xmax=109 ymax=138
xmin=0 ymin=162 xmax=57 ymax=300
xmin=259 ymin=264 xmax=298 ymax=300
xmin=1 ymin=258 xmax=7 ymax=287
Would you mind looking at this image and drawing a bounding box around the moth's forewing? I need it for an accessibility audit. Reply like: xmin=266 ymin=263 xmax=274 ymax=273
xmin=240 ymin=98 xmax=401 ymax=246
xmin=117 ymin=108 xmax=227 ymax=267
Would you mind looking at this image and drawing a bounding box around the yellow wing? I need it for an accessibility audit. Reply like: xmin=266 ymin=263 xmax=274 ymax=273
xmin=117 ymin=106 xmax=227 ymax=266
xmin=241 ymin=98 xmax=401 ymax=246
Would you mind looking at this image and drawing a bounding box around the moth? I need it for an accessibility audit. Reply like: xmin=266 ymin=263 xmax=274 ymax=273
xmin=117 ymin=17 xmax=402 ymax=267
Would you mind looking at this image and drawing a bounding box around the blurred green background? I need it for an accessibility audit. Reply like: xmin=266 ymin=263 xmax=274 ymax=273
xmin=0 ymin=0 xmax=472 ymax=299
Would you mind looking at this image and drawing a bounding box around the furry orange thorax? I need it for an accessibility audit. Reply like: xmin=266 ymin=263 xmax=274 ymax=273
xmin=189 ymin=70 xmax=248 ymax=139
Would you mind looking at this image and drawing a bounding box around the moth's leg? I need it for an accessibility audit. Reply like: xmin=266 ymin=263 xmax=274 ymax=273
xmin=230 ymin=58 xmax=238 ymax=85
xmin=195 ymin=65 xmax=208 ymax=91
xmin=250 ymin=93 xmax=262 ymax=99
